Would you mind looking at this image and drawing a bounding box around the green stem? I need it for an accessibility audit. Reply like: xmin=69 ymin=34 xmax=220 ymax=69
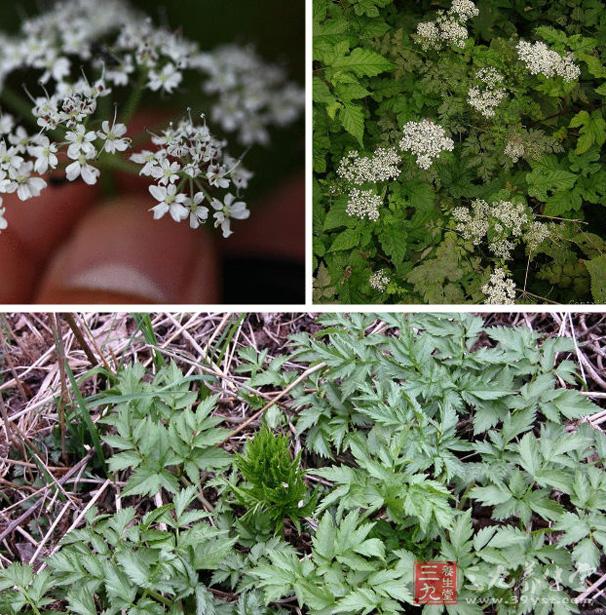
xmin=21 ymin=591 xmax=42 ymax=615
xmin=121 ymin=70 xmax=147 ymax=125
xmin=148 ymin=589 xmax=172 ymax=607
xmin=96 ymin=155 xmax=141 ymax=175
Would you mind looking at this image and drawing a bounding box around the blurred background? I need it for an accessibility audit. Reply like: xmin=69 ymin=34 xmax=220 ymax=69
xmin=0 ymin=0 xmax=305 ymax=304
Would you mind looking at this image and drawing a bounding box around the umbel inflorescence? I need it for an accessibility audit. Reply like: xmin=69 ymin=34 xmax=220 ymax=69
xmin=336 ymin=119 xmax=454 ymax=223
xmin=416 ymin=0 xmax=479 ymax=50
xmin=467 ymin=67 xmax=507 ymax=118
xmin=0 ymin=0 xmax=303 ymax=236
xmin=452 ymin=199 xmax=553 ymax=303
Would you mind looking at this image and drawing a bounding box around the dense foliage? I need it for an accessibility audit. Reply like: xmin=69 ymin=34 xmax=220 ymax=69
xmin=313 ymin=0 xmax=606 ymax=304
xmin=1 ymin=314 xmax=605 ymax=613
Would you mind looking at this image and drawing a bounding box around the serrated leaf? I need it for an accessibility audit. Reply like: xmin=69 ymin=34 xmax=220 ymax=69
xmin=339 ymin=103 xmax=365 ymax=146
xmin=572 ymin=538 xmax=600 ymax=572
xmin=469 ymin=485 xmax=511 ymax=507
xmin=526 ymin=165 xmax=577 ymax=202
xmin=328 ymin=228 xmax=361 ymax=252
xmin=570 ymin=110 xmax=606 ymax=154
xmin=330 ymin=47 xmax=393 ymax=78
xmin=518 ymin=433 xmax=540 ymax=477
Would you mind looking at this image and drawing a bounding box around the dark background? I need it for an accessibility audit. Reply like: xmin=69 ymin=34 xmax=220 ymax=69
xmin=0 ymin=0 xmax=306 ymax=304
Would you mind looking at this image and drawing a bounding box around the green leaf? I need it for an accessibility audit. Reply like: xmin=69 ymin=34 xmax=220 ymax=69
xmin=116 ymin=550 xmax=150 ymax=587
xmin=570 ymin=110 xmax=606 ymax=154
xmin=572 ymin=538 xmax=600 ymax=572
xmin=469 ymin=485 xmax=511 ymax=506
xmin=379 ymin=212 xmax=408 ymax=263
xmin=584 ymin=254 xmax=606 ymax=302
xmin=328 ymin=228 xmax=361 ymax=252
xmin=334 ymin=587 xmax=378 ymax=613
xmin=488 ymin=526 xmax=528 ymax=549
xmin=339 ymin=103 xmax=365 ymax=146
xmin=66 ymin=587 xmax=97 ymax=615
xmin=330 ymin=47 xmax=393 ymax=78
xmin=518 ymin=433 xmax=540 ymax=477
xmin=526 ymin=161 xmax=577 ymax=202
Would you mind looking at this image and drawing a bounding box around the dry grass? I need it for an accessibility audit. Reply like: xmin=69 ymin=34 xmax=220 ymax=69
xmin=0 ymin=311 xmax=605 ymax=608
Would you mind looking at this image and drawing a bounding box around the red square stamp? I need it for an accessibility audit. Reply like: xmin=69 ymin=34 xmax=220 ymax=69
xmin=414 ymin=561 xmax=458 ymax=605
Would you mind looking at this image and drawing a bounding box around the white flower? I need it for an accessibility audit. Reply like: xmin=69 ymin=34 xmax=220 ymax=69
xmin=346 ymin=188 xmax=382 ymax=221
xmin=416 ymin=21 xmax=441 ymax=50
xmin=211 ymin=192 xmax=249 ymax=238
xmin=0 ymin=114 xmax=14 ymax=135
xmin=504 ymin=139 xmax=525 ymax=163
xmin=449 ymin=0 xmax=479 ymax=20
xmin=9 ymin=162 xmax=47 ymax=200
xmin=65 ymin=124 xmax=97 ymax=159
xmin=467 ymin=67 xmax=506 ymax=118
xmin=453 ymin=199 xmax=533 ymax=260
xmin=40 ymin=55 xmax=71 ymax=84
xmin=27 ymin=136 xmax=58 ymax=174
xmin=148 ymin=62 xmax=182 ymax=93
xmin=130 ymin=112 xmax=254 ymax=231
xmin=369 ymin=269 xmax=390 ymax=293
xmin=149 ymin=183 xmax=188 ymax=222
xmin=185 ymin=192 xmax=209 ymax=229
xmin=482 ymin=267 xmax=516 ymax=304
xmin=194 ymin=45 xmax=304 ymax=146
xmin=228 ymin=161 xmax=253 ymax=190
xmin=104 ymin=55 xmax=134 ymax=86
xmin=525 ymin=221 xmax=552 ymax=252
xmin=8 ymin=126 xmax=29 ymax=149
xmin=65 ymin=152 xmax=100 ymax=185
xmin=452 ymin=200 xmax=490 ymax=245
xmin=0 ymin=140 xmax=24 ymax=170
xmin=130 ymin=149 xmax=160 ymax=176
xmin=517 ymin=40 xmax=581 ymax=82
xmin=468 ymin=86 xmax=506 ymax=118
xmin=207 ymin=164 xmax=230 ymax=189
xmin=150 ymin=159 xmax=181 ymax=185
xmin=97 ymin=118 xmax=130 ymax=153
xmin=400 ymin=119 xmax=454 ymax=169
xmin=337 ymin=147 xmax=401 ymax=185
xmin=415 ymin=1 xmax=477 ymax=50
xmin=437 ymin=14 xmax=469 ymax=48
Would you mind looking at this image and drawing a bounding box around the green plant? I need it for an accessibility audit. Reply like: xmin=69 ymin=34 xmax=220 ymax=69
xmin=100 ymin=362 xmax=232 ymax=496
xmin=1 ymin=315 xmax=605 ymax=614
xmin=233 ymin=424 xmax=317 ymax=534
xmin=313 ymin=0 xmax=606 ymax=304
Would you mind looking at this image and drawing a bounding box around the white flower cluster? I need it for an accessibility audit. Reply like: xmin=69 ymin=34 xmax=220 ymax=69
xmin=416 ymin=0 xmax=478 ymax=50
xmin=0 ymin=118 xmax=48 ymax=205
xmin=337 ymin=147 xmax=401 ymax=185
xmin=400 ymin=119 xmax=454 ymax=170
xmin=482 ymin=267 xmax=517 ymax=304
xmin=193 ymin=46 xmax=304 ymax=146
xmin=504 ymin=139 xmax=526 ymax=163
xmin=450 ymin=0 xmax=481 ymax=20
xmin=0 ymin=0 xmax=129 ymax=89
xmin=525 ymin=220 xmax=552 ymax=253
xmin=369 ymin=269 xmax=390 ymax=293
xmin=0 ymin=0 xmax=302 ymax=236
xmin=453 ymin=199 xmax=552 ymax=260
xmin=131 ymin=112 xmax=251 ymax=237
xmin=516 ymin=40 xmax=581 ymax=82
xmin=468 ymin=68 xmax=506 ymax=118
xmin=346 ymin=188 xmax=383 ymax=221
